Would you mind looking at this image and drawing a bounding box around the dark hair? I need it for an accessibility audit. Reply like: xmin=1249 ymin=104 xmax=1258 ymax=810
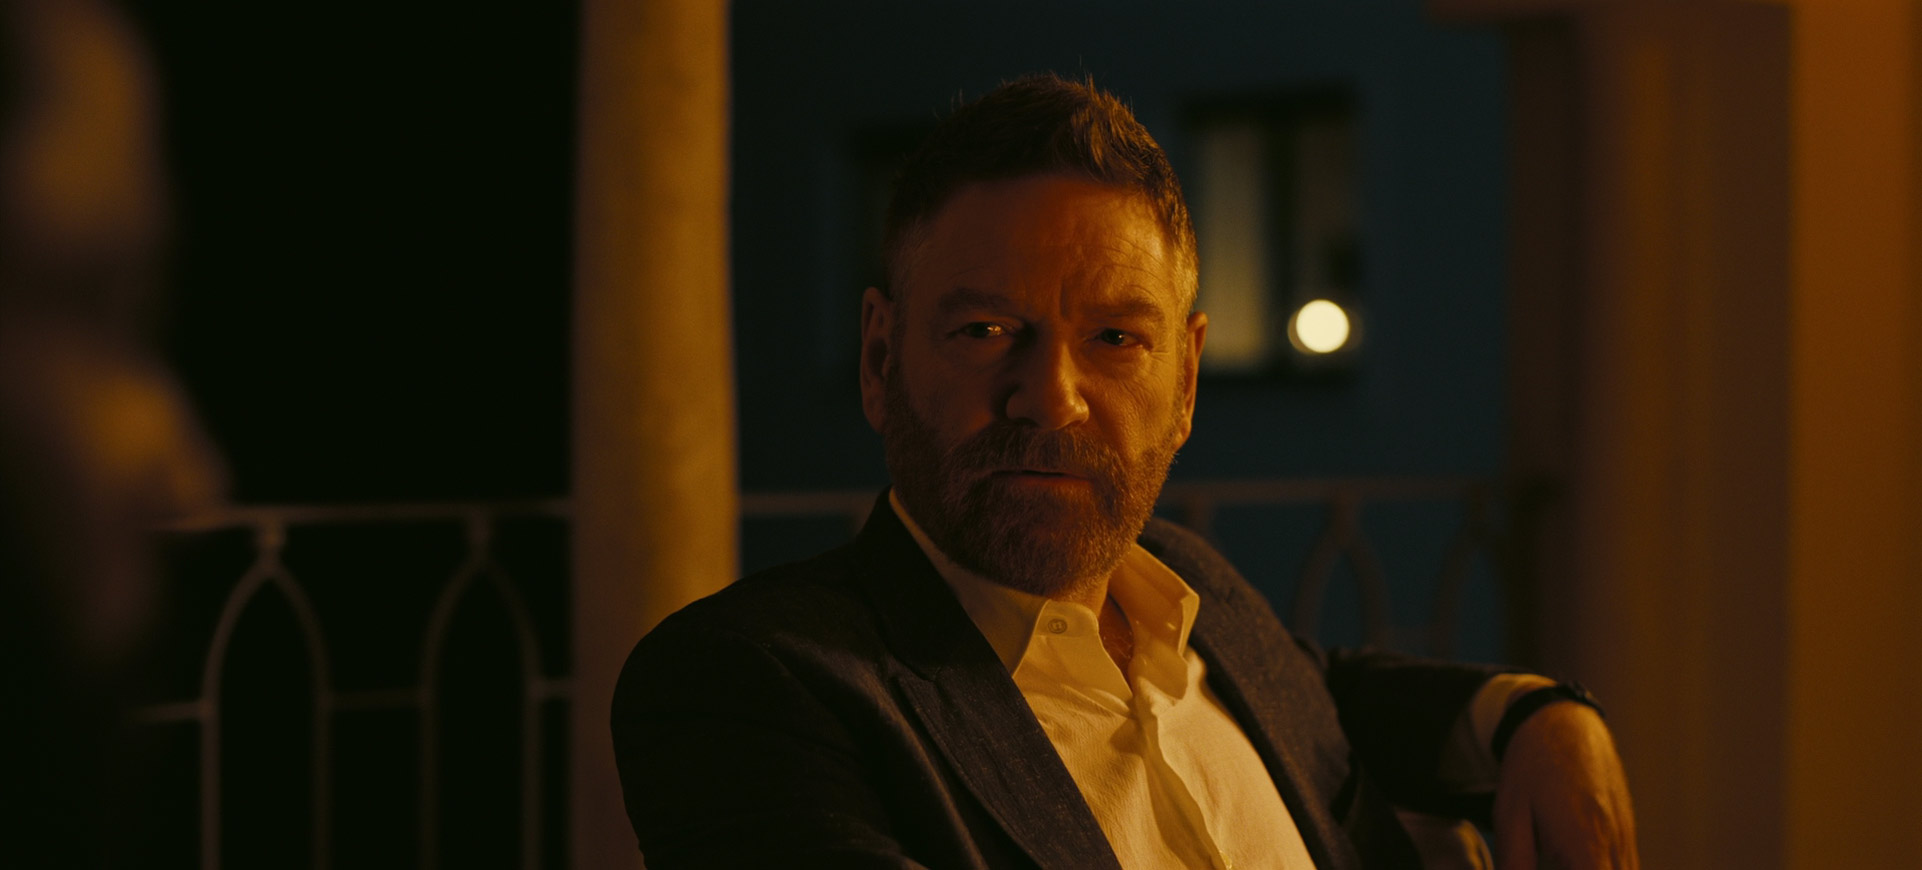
xmin=880 ymin=74 xmax=1198 ymax=306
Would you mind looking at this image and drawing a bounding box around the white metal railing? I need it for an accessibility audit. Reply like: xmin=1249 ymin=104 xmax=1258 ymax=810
xmin=139 ymin=477 xmax=1515 ymax=868
xmin=149 ymin=500 xmax=569 ymax=870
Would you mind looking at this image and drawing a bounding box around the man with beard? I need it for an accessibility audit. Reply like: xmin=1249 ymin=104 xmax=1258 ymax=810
xmin=612 ymin=75 xmax=1637 ymax=869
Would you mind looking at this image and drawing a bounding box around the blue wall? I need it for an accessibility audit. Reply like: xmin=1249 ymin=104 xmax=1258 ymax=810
xmin=731 ymin=0 xmax=1509 ymax=489
xmin=731 ymin=1 xmax=1513 ymax=658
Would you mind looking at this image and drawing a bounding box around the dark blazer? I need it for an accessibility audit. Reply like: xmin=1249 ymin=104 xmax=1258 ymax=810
xmin=612 ymin=494 xmax=1503 ymax=869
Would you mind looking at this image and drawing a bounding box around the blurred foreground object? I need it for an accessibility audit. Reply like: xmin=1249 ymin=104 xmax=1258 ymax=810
xmin=0 ymin=0 xmax=223 ymax=862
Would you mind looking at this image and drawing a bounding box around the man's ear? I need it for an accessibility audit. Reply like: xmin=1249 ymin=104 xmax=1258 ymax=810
xmin=1174 ymin=310 xmax=1207 ymax=447
xmin=858 ymin=286 xmax=894 ymax=433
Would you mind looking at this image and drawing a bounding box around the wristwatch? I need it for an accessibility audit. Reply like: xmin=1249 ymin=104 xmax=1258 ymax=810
xmin=1491 ymin=681 xmax=1604 ymax=762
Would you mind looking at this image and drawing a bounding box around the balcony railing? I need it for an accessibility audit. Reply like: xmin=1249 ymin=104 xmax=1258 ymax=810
xmin=136 ymin=476 xmax=1521 ymax=868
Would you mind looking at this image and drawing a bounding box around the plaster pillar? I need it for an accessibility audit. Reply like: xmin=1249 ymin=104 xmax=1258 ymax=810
xmin=1780 ymin=3 xmax=1922 ymax=864
xmin=570 ymin=0 xmax=734 ymax=866
xmin=1434 ymin=1 xmax=1922 ymax=866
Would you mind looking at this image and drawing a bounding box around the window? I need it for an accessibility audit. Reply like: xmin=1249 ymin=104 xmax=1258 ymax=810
xmin=1186 ymin=91 xmax=1363 ymax=378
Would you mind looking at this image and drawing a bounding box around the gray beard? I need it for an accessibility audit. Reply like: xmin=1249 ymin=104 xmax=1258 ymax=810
xmin=879 ymin=370 xmax=1181 ymax=599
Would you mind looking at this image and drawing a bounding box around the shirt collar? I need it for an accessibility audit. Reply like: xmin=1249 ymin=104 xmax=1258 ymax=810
xmin=888 ymin=489 xmax=1201 ymax=672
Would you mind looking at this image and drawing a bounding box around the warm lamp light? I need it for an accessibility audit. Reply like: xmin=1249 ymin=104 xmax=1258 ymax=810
xmin=1288 ymin=299 xmax=1351 ymax=354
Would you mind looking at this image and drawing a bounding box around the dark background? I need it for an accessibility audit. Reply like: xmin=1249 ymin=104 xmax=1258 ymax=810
xmin=138 ymin=0 xmax=577 ymax=504
xmin=123 ymin=3 xmax=1510 ymax=863
xmin=134 ymin=0 xmax=1515 ymax=678
xmin=139 ymin=0 xmax=1507 ymax=513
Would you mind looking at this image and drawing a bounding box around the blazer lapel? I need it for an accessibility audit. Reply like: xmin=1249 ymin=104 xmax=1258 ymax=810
xmin=851 ymin=495 xmax=1122 ymax=870
xmin=1191 ymin=610 xmax=1358 ymax=870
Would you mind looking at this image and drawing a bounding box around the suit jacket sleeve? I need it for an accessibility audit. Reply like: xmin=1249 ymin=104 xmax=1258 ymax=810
xmin=1142 ymin=517 xmax=1513 ymax=820
xmin=1321 ymin=645 xmax=1513 ymax=819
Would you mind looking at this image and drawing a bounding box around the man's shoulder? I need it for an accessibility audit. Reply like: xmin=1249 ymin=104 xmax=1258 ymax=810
xmin=1137 ymin=516 xmax=1229 ymax=577
xmin=1137 ymin=516 xmax=1318 ymax=661
xmin=640 ymin=541 xmax=880 ymax=651
xmin=614 ymin=539 xmax=903 ymax=701
xmin=1138 ymin=516 xmax=1269 ymax=607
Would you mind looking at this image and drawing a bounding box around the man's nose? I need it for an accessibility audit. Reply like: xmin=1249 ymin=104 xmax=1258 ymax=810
xmin=1001 ymin=337 xmax=1090 ymax=429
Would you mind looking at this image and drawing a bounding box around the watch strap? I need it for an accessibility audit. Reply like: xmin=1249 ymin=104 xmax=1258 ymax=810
xmin=1491 ymin=681 xmax=1604 ymax=763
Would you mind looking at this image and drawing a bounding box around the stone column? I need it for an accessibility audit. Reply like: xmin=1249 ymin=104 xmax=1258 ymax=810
xmin=1780 ymin=4 xmax=1922 ymax=864
xmin=570 ymin=0 xmax=734 ymax=867
xmin=1434 ymin=1 xmax=1922 ymax=866
xmin=1542 ymin=9 xmax=1796 ymax=865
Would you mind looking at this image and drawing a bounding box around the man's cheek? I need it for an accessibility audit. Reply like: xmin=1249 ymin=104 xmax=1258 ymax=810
xmin=1094 ymin=383 xmax=1171 ymax=433
xmin=921 ymin=393 xmax=1000 ymax=442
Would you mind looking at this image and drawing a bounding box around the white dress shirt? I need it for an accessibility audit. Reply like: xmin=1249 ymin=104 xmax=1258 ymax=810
xmin=889 ymin=493 xmax=1546 ymax=869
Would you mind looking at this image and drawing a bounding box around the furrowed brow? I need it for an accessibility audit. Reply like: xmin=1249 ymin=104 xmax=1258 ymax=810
xmin=1090 ymin=294 xmax=1171 ymax=328
xmin=931 ymin=286 xmax=1011 ymax=319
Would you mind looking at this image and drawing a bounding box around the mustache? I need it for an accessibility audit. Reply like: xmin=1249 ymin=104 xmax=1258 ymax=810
xmin=944 ymin=423 xmax=1124 ymax=483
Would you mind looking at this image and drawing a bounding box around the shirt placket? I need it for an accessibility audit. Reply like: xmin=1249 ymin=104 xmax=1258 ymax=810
xmin=1131 ymin=629 xmax=1237 ymax=870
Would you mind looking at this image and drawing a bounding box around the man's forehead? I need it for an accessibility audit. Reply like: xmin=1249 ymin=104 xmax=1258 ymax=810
xmin=929 ymin=282 xmax=1172 ymax=323
xmin=898 ymin=175 xmax=1183 ymax=304
xmin=927 ymin=176 xmax=1165 ymax=249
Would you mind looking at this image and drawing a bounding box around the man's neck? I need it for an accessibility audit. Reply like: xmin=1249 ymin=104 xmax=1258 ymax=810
xmin=888 ymin=491 xmax=1149 ymax=677
xmin=887 ymin=488 xmax=1122 ymax=610
xmin=1098 ymin=593 xmax=1135 ymax=677
xmin=1048 ymin=573 xmax=1111 ymax=615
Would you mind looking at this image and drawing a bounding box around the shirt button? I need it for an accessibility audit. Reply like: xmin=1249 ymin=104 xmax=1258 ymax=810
xmin=1046 ymin=618 xmax=1068 ymax=634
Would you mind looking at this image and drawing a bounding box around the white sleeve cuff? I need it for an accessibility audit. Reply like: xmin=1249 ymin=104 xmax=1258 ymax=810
xmin=1435 ymin=672 xmax=1557 ymax=792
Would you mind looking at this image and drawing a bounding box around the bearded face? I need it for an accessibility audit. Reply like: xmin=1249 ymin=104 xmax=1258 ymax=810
xmin=880 ymin=345 xmax=1185 ymax=600
xmin=858 ymin=176 xmax=1205 ymax=601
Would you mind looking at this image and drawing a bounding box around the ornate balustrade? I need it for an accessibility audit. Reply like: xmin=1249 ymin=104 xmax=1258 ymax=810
xmin=136 ymin=477 xmax=1518 ymax=868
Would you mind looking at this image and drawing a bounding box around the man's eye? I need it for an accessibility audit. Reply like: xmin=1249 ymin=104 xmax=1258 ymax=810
xmin=958 ymin=322 xmax=1007 ymax=339
xmin=1096 ymin=328 xmax=1138 ymax=347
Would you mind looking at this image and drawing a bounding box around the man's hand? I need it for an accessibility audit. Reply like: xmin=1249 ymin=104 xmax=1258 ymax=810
xmin=1491 ymin=702 xmax=1639 ymax=869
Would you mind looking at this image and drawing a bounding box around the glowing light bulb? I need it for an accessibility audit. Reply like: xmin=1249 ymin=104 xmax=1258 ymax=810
xmin=1289 ymin=299 xmax=1351 ymax=354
